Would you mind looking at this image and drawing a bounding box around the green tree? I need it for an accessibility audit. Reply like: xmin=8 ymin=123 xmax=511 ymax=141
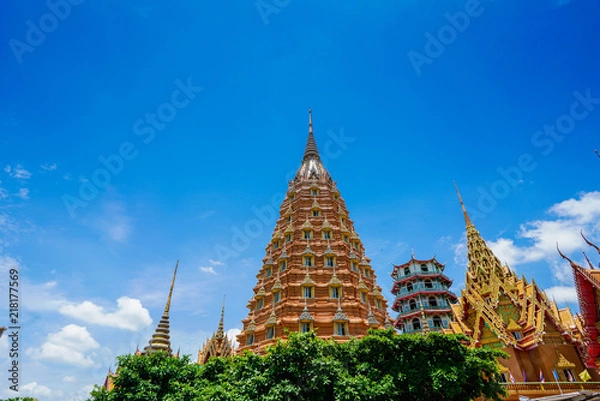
xmin=88 ymin=330 xmax=506 ymax=401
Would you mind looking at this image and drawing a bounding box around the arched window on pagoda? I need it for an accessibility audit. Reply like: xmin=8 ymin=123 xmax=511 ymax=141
xmin=432 ymin=316 xmax=442 ymax=328
xmin=407 ymin=282 xmax=413 ymax=292
xmin=404 ymin=267 xmax=410 ymax=276
xmin=420 ymin=264 xmax=428 ymax=272
xmin=424 ymin=279 xmax=433 ymax=289
xmin=412 ymin=318 xmax=421 ymax=331
xmin=409 ymin=299 xmax=417 ymax=310
xmin=428 ymin=296 xmax=438 ymax=307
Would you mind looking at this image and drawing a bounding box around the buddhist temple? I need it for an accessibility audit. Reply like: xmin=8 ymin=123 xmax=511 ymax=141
xmin=391 ymin=254 xmax=458 ymax=333
xmin=198 ymin=299 xmax=235 ymax=364
xmin=559 ymin=232 xmax=600 ymax=370
xmin=449 ymin=185 xmax=600 ymax=399
xmin=236 ymin=110 xmax=391 ymax=352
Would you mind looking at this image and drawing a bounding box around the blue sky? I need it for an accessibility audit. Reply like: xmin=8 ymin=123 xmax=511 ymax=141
xmin=1 ymin=0 xmax=599 ymax=399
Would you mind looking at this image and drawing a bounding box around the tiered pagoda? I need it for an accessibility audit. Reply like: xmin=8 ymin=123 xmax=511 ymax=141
xmin=559 ymin=232 xmax=600 ymax=370
xmin=236 ymin=111 xmax=391 ymax=352
xmin=450 ymin=186 xmax=598 ymax=396
xmin=198 ymin=301 xmax=235 ymax=365
xmin=391 ymin=254 xmax=458 ymax=333
xmin=141 ymin=261 xmax=179 ymax=356
xmin=103 ymin=261 xmax=180 ymax=391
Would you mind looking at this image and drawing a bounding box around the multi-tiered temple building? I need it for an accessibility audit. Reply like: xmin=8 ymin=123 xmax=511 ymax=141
xmin=236 ymin=111 xmax=391 ymax=352
xmin=391 ymin=255 xmax=458 ymax=334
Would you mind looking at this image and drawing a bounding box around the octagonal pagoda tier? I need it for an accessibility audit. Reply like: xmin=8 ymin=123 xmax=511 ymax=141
xmin=391 ymin=256 xmax=458 ymax=333
xmin=237 ymin=111 xmax=392 ymax=352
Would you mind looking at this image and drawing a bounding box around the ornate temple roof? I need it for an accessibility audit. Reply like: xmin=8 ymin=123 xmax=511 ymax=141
xmin=449 ymin=185 xmax=581 ymax=351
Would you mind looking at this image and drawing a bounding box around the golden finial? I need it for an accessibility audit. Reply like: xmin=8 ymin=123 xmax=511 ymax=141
xmin=164 ymin=260 xmax=179 ymax=315
xmin=454 ymin=181 xmax=472 ymax=226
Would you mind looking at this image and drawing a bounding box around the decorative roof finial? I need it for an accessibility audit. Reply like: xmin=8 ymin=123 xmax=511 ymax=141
xmin=216 ymin=295 xmax=226 ymax=340
xmin=581 ymin=230 xmax=600 ymax=255
xmin=453 ymin=181 xmax=472 ymax=226
xmin=595 ymin=149 xmax=600 ymax=159
xmin=303 ymin=109 xmax=320 ymax=161
xmin=164 ymin=260 xmax=179 ymax=315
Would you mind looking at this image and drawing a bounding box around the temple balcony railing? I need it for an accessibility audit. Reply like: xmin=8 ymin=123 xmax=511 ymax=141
xmin=502 ymin=381 xmax=600 ymax=396
xmin=393 ymin=283 xmax=452 ymax=297
xmin=396 ymin=304 xmax=452 ymax=317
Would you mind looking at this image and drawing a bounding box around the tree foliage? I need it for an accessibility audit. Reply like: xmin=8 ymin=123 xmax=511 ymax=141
xmin=88 ymin=330 xmax=507 ymax=401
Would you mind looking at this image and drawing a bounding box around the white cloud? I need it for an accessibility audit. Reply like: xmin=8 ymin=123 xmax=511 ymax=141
xmin=484 ymin=191 xmax=600 ymax=284
xmin=545 ymin=286 xmax=579 ymax=304
xmin=62 ymin=376 xmax=77 ymax=383
xmin=59 ymin=297 xmax=152 ymax=331
xmin=21 ymin=382 xmax=53 ymax=398
xmin=27 ymin=325 xmax=99 ymax=367
xmin=5 ymin=164 xmax=31 ymax=179
xmin=0 ymin=187 xmax=7 ymax=199
xmin=209 ymin=259 xmax=223 ymax=266
xmin=199 ymin=266 xmax=217 ymax=275
xmin=17 ymin=188 xmax=29 ymax=199
xmin=227 ymin=328 xmax=241 ymax=348
xmin=41 ymin=163 xmax=58 ymax=171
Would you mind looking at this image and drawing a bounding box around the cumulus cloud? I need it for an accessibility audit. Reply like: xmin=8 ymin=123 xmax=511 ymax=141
xmin=21 ymin=382 xmax=53 ymax=398
xmin=545 ymin=286 xmax=579 ymax=304
xmin=485 ymin=191 xmax=600 ymax=283
xmin=27 ymin=325 xmax=99 ymax=367
xmin=59 ymin=297 xmax=152 ymax=331
xmin=227 ymin=328 xmax=241 ymax=348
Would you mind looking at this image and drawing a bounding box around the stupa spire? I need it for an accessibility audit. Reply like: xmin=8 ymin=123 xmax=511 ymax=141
xmin=303 ymin=109 xmax=320 ymax=162
xmin=454 ymin=181 xmax=472 ymax=226
xmin=143 ymin=261 xmax=179 ymax=355
xmin=216 ymin=295 xmax=226 ymax=340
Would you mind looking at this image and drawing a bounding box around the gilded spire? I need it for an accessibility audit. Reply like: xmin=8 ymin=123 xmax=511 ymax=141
xmin=216 ymin=295 xmax=226 ymax=340
xmin=164 ymin=260 xmax=179 ymax=315
xmin=143 ymin=260 xmax=179 ymax=356
xmin=303 ymin=109 xmax=320 ymax=162
xmin=454 ymin=181 xmax=472 ymax=226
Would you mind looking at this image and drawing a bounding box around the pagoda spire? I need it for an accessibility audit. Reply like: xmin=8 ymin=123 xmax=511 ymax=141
xmin=454 ymin=181 xmax=472 ymax=226
xmin=143 ymin=260 xmax=178 ymax=355
xmin=216 ymin=295 xmax=226 ymax=340
xmin=303 ymin=109 xmax=320 ymax=162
